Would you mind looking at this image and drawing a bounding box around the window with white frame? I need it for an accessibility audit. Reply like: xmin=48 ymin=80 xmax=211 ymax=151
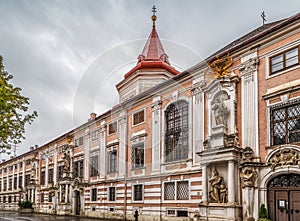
xmin=270 ymin=46 xmax=299 ymax=75
xmin=270 ymin=99 xmax=300 ymax=145
xmin=131 ymin=143 xmax=145 ymax=169
xmin=108 ymin=187 xmax=116 ymax=201
xmin=73 ymin=159 xmax=84 ymax=178
xmin=108 ymin=149 xmax=118 ymax=173
xmin=75 ymin=136 xmax=84 ymax=147
xmin=108 ymin=122 xmax=118 ymax=135
xmin=91 ymin=188 xmax=97 ymax=201
xmin=91 ymin=130 xmax=99 ymax=141
xmin=164 ymin=181 xmax=189 ymax=201
xmin=133 ymin=184 xmax=143 ymax=201
xmin=164 ymin=100 xmax=189 ymax=162
xmin=133 ymin=110 xmax=145 ymax=126
xmin=90 ymin=154 xmax=99 ymax=177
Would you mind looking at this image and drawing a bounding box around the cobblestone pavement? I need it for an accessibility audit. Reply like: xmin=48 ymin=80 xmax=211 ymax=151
xmin=0 ymin=211 xmax=121 ymax=221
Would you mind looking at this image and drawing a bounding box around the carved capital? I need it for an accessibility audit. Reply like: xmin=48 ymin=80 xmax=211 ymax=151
xmin=151 ymin=100 xmax=162 ymax=111
xmin=239 ymin=57 xmax=259 ymax=83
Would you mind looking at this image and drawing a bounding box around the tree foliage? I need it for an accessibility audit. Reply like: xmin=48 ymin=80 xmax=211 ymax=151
xmin=0 ymin=55 xmax=37 ymax=150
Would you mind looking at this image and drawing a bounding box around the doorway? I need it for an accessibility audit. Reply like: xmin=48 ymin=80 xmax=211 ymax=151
xmin=268 ymin=174 xmax=300 ymax=221
xmin=74 ymin=190 xmax=81 ymax=215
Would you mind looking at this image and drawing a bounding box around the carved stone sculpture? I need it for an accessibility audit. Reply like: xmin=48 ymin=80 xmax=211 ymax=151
xmin=268 ymin=148 xmax=300 ymax=170
xmin=209 ymin=54 xmax=233 ymax=79
xmin=209 ymin=168 xmax=228 ymax=203
xmin=63 ymin=151 xmax=71 ymax=177
xmin=241 ymin=146 xmax=255 ymax=163
xmin=240 ymin=166 xmax=258 ymax=188
xmin=212 ymin=98 xmax=229 ymax=126
xmin=31 ymin=163 xmax=37 ymax=179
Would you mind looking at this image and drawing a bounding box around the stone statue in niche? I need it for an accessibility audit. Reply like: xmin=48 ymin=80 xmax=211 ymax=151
xmin=209 ymin=168 xmax=228 ymax=203
xmin=240 ymin=166 xmax=258 ymax=188
xmin=31 ymin=163 xmax=37 ymax=179
xmin=63 ymin=151 xmax=71 ymax=177
xmin=212 ymin=97 xmax=229 ymax=126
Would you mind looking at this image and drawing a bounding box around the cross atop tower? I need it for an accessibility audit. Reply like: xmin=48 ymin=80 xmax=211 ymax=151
xmin=152 ymin=5 xmax=157 ymax=27
xmin=261 ymin=11 xmax=266 ymax=25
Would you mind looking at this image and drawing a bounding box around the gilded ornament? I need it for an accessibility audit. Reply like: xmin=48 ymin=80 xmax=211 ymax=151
xmin=210 ymin=54 xmax=233 ymax=78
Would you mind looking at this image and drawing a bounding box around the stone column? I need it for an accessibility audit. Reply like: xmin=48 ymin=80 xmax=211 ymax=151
xmin=192 ymin=80 xmax=205 ymax=164
xmin=84 ymin=129 xmax=90 ymax=181
xmin=45 ymin=156 xmax=49 ymax=186
xmin=53 ymin=145 xmax=57 ymax=184
xmin=228 ymin=160 xmax=235 ymax=203
xmin=119 ymin=113 xmax=126 ymax=176
xmin=99 ymin=122 xmax=106 ymax=179
xmin=201 ymin=165 xmax=208 ymax=203
xmin=151 ymin=97 xmax=161 ymax=172
xmin=240 ymin=53 xmax=259 ymax=154
xmin=59 ymin=185 xmax=62 ymax=203
xmin=65 ymin=184 xmax=68 ymax=203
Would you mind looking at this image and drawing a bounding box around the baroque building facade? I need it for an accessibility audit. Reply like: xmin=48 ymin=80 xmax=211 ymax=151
xmin=0 ymin=9 xmax=300 ymax=221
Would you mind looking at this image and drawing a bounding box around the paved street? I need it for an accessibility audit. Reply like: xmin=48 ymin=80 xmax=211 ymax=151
xmin=0 ymin=211 xmax=121 ymax=221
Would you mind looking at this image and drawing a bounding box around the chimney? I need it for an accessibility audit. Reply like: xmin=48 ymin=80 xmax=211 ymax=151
xmin=89 ymin=113 xmax=97 ymax=121
xmin=2 ymin=159 xmax=5 ymax=163
xmin=10 ymin=156 xmax=13 ymax=159
xmin=30 ymin=146 xmax=34 ymax=151
xmin=35 ymin=145 xmax=38 ymax=149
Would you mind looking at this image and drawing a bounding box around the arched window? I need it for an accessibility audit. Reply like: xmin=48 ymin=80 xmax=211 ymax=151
xmin=165 ymin=100 xmax=189 ymax=162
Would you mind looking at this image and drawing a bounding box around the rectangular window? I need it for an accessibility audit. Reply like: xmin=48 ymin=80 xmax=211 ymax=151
xmin=26 ymin=159 xmax=31 ymax=165
xmin=91 ymin=130 xmax=99 ymax=141
xmin=8 ymin=178 xmax=12 ymax=190
xmin=108 ymin=150 xmax=118 ymax=173
xmin=58 ymin=165 xmax=64 ymax=179
xmin=3 ymin=196 xmax=6 ymax=203
xmin=270 ymin=100 xmax=300 ymax=145
xmin=48 ymin=168 xmax=54 ymax=184
xmin=73 ymin=160 xmax=84 ymax=178
xmin=133 ymin=184 xmax=143 ymax=201
xmin=270 ymin=47 xmax=299 ymax=74
xmin=13 ymin=177 xmax=17 ymax=189
xmin=14 ymin=195 xmax=16 ymax=202
xmin=8 ymin=195 xmax=11 ymax=203
xmin=108 ymin=122 xmax=118 ymax=135
xmin=18 ymin=175 xmax=22 ymax=188
xmin=48 ymin=193 xmax=52 ymax=202
xmin=14 ymin=164 xmax=18 ymax=170
xmin=40 ymin=192 xmax=44 ymax=203
xmin=58 ymin=144 xmax=68 ymax=154
xmin=40 ymin=171 xmax=45 ymax=185
xmin=75 ymin=136 xmax=84 ymax=147
xmin=49 ymin=149 xmax=54 ymax=157
xmin=3 ymin=180 xmax=7 ymax=191
xmin=133 ymin=110 xmax=145 ymax=125
xmin=25 ymin=174 xmax=30 ymax=185
xmin=108 ymin=187 xmax=116 ymax=201
xmin=164 ymin=181 xmax=189 ymax=201
xmin=131 ymin=143 xmax=145 ymax=169
xmin=90 ymin=155 xmax=99 ymax=177
xmin=19 ymin=162 xmax=23 ymax=168
xmin=91 ymin=188 xmax=97 ymax=201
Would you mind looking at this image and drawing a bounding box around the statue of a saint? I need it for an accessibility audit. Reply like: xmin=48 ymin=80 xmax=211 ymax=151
xmin=63 ymin=151 xmax=71 ymax=177
xmin=212 ymin=98 xmax=228 ymax=126
xmin=31 ymin=163 xmax=37 ymax=179
xmin=209 ymin=168 xmax=228 ymax=203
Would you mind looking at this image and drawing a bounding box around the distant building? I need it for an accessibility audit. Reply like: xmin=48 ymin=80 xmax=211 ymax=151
xmin=0 ymin=8 xmax=300 ymax=221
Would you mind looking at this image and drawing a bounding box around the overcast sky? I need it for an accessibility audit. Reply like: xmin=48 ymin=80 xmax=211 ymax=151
xmin=0 ymin=0 xmax=299 ymax=157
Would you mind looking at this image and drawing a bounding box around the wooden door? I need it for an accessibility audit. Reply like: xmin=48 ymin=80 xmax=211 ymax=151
xmin=290 ymin=191 xmax=300 ymax=221
xmin=75 ymin=190 xmax=81 ymax=215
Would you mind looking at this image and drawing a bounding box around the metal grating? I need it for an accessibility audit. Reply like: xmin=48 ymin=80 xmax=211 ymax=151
xmin=271 ymin=102 xmax=300 ymax=145
xmin=177 ymin=181 xmax=189 ymax=200
xmin=164 ymin=182 xmax=175 ymax=200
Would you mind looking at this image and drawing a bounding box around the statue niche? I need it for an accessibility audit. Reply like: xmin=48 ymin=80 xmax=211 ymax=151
xmin=211 ymin=91 xmax=230 ymax=128
xmin=63 ymin=150 xmax=71 ymax=178
xmin=209 ymin=168 xmax=228 ymax=203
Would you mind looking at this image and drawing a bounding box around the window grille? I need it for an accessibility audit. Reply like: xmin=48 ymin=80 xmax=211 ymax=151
xmin=90 ymin=155 xmax=99 ymax=177
xmin=48 ymin=168 xmax=54 ymax=183
xmin=271 ymin=100 xmax=300 ymax=145
xmin=177 ymin=181 xmax=189 ymax=200
xmin=108 ymin=187 xmax=116 ymax=201
xmin=165 ymin=100 xmax=189 ymax=162
xmin=164 ymin=182 xmax=175 ymax=200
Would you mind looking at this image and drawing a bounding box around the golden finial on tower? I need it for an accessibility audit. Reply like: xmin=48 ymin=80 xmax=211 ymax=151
xmin=152 ymin=5 xmax=157 ymax=27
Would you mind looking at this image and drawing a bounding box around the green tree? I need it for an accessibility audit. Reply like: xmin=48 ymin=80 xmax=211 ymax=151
xmin=0 ymin=55 xmax=37 ymax=150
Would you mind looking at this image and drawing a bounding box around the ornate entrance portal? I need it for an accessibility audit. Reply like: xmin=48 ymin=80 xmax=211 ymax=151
xmin=268 ymin=174 xmax=300 ymax=221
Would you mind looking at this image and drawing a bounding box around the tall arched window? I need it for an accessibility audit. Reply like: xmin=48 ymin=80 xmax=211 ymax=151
xmin=165 ymin=100 xmax=189 ymax=162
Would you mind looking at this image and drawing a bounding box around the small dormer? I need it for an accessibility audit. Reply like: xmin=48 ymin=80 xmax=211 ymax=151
xmin=116 ymin=6 xmax=179 ymax=102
